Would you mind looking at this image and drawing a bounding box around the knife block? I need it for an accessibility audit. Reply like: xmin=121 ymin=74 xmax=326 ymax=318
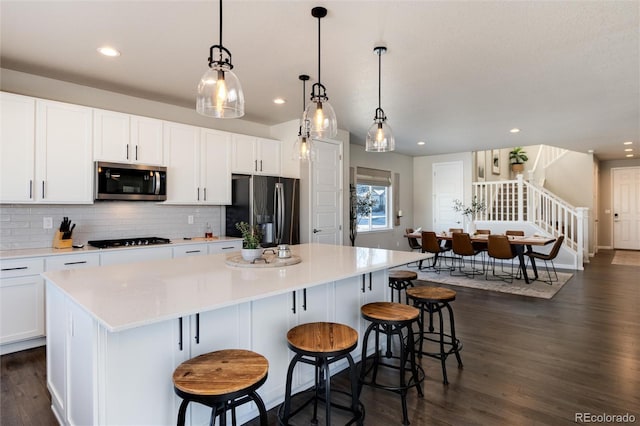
xmin=53 ymin=231 xmax=73 ymax=249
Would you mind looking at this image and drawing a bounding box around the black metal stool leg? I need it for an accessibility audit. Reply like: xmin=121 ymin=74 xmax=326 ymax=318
xmin=177 ymin=399 xmax=189 ymax=426
xmin=446 ymin=302 xmax=464 ymax=368
xmin=437 ymin=304 xmax=449 ymax=385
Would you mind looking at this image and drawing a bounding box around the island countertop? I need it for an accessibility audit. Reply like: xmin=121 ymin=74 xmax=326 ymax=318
xmin=43 ymin=243 xmax=428 ymax=333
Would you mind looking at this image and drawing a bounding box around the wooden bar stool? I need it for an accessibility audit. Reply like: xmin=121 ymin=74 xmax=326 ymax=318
xmin=406 ymin=286 xmax=463 ymax=385
xmin=278 ymin=322 xmax=363 ymax=426
xmin=173 ymin=349 xmax=269 ymax=426
xmin=388 ymin=270 xmax=417 ymax=304
xmin=358 ymin=302 xmax=424 ymax=426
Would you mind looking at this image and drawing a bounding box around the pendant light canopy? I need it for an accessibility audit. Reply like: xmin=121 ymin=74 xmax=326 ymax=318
xmin=196 ymin=0 xmax=244 ymax=118
xmin=303 ymin=6 xmax=337 ymax=139
xmin=366 ymin=46 xmax=395 ymax=152
xmin=293 ymin=74 xmax=316 ymax=162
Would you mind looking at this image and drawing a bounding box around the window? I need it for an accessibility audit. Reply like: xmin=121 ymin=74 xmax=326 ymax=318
xmin=356 ymin=167 xmax=392 ymax=232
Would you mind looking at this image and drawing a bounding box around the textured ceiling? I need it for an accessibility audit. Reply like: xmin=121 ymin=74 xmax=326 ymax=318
xmin=1 ymin=1 xmax=638 ymax=160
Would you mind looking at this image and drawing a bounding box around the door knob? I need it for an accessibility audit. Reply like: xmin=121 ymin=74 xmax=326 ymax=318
xmin=313 ymin=228 xmax=321 ymax=233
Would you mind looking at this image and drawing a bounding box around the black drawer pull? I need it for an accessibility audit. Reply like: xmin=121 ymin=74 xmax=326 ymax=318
xmin=1 ymin=266 xmax=28 ymax=271
xmin=186 ymin=250 xmax=201 ymax=254
xmin=64 ymin=261 xmax=87 ymax=265
xmin=221 ymin=246 xmax=235 ymax=250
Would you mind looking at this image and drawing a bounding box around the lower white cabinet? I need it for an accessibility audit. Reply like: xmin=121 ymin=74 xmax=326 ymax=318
xmin=172 ymin=244 xmax=208 ymax=258
xmin=45 ymin=253 xmax=100 ymax=271
xmin=100 ymin=246 xmax=173 ymax=266
xmin=208 ymin=240 xmax=242 ymax=254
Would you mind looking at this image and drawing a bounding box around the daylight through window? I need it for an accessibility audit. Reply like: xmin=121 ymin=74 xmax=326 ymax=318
xmin=356 ymin=167 xmax=392 ymax=232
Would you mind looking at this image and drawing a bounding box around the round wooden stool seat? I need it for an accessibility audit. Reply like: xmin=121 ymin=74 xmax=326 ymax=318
xmin=361 ymin=302 xmax=419 ymax=324
xmin=173 ymin=349 xmax=269 ymax=426
xmin=406 ymin=286 xmax=456 ymax=303
xmin=287 ymin=322 xmax=358 ymax=356
xmin=389 ymin=270 xmax=418 ymax=281
xmin=388 ymin=270 xmax=418 ymax=304
xmin=173 ymin=349 xmax=268 ymax=397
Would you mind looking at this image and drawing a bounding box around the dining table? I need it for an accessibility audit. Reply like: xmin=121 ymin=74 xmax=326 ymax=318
xmin=406 ymin=231 xmax=556 ymax=284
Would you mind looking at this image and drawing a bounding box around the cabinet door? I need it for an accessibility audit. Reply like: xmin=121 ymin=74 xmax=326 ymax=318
xmin=131 ymin=115 xmax=163 ymax=165
xmin=208 ymin=240 xmax=242 ymax=254
xmin=100 ymin=247 xmax=173 ymax=266
xmin=231 ymin=134 xmax=257 ymax=174
xmin=0 ymin=92 xmax=36 ymax=203
xmin=45 ymin=253 xmax=100 ymax=271
xmin=200 ymin=129 xmax=231 ymax=204
xmin=93 ymin=109 xmax=130 ymax=162
xmin=35 ymin=100 xmax=93 ymax=203
xmin=256 ymin=137 xmax=281 ymax=176
xmin=172 ymin=244 xmax=208 ymax=258
xmin=0 ymin=275 xmax=44 ymax=343
xmin=334 ymin=276 xmax=363 ymax=352
xmin=163 ymin=122 xmax=200 ymax=203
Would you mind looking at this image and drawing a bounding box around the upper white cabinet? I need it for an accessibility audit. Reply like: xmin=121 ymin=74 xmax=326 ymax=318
xmin=163 ymin=123 xmax=231 ymax=205
xmin=93 ymin=109 xmax=163 ymax=165
xmin=0 ymin=92 xmax=36 ymax=203
xmin=231 ymin=134 xmax=281 ymax=176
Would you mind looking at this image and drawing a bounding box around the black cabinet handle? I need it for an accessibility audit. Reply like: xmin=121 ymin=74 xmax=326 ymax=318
xmin=260 ymin=160 xmax=263 ymax=171
xmin=29 ymin=180 xmax=32 ymax=199
xmin=178 ymin=317 xmax=183 ymax=351
xmin=195 ymin=313 xmax=200 ymax=344
xmin=135 ymin=145 xmax=138 ymax=161
xmin=186 ymin=250 xmax=201 ymax=254
xmin=64 ymin=261 xmax=87 ymax=266
xmin=197 ymin=187 xmax=200 ymax=201
xmin=204 ymin=188 xmax=207 ymax=201
xmin=126 ymin=144 xmax=129 ymax=160
xmin=221 ymin=246 xmax=235 ymax=250
xmin=303 ymin=288 xmax=307 ymax=311
xmin=361 ymin=274 xmax=366 ymax=293
xmin=1 ymin=266 xmax=28 ymax=271
xmin=254 ymin=160 xmax=258 ymax=172
xmin=42 ymin=181 xmax=45 ymax=198
xmin=292 ymin=291 xmax=296 ymax=314
xmin=369 ymin=272 xmax=373 ymax=291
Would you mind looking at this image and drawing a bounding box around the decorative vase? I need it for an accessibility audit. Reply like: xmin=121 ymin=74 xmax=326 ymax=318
xmin=466 ymin=218 xmax=477 ymax=235
xmin=241 ymin=248 xmax=263 ymax=262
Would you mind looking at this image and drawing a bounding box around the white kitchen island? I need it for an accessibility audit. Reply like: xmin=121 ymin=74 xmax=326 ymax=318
xmin=44 ymin=243 xmax=428 ymax=425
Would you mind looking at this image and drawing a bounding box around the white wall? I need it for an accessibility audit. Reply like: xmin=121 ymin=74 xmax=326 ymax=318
xmin=349 ymin=145 xmax=414 ymax=250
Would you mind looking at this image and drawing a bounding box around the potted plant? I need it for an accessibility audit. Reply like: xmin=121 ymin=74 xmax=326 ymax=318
xmin=452 ymin=196 xmax=486 ymax=234
xmin=349 ymin=185 xmax=376 ymax=246
xmin=235 ymin=222 xmax=263 ymax=261
xmin=509 ymin=147 xmax=528 ymax=173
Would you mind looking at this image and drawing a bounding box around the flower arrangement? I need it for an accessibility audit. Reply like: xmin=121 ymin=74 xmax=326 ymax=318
xmin=235 ymin=222 xmax=262 ymax=249
xmin=452 ymin=196 xmax=486 ymax=218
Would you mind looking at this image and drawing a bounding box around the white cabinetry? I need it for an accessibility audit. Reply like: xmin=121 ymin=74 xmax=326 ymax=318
xmin=0 ymin=94 xmax=92 ymax=204
xmin=0 ymin=92 xmax=35 ymax=203
xmin=208 ymin=240 xmax=242 ymax=254
xmin=172 ymin=244 xmax=208 ymax=258
xmin=163 ymin=123 xmax=232 ymax=204
xmin=0 ymin=258 xmax=45 ymax=347
xmin=231 ymin=134 xmax=281 ymax=176
xmin=93 ymin=109 xmax=163 ymax=165
xmin=45 ymin=253 xmax=100 ymax=271
xmin=35 ymin=99 xmax=93 ymax=203
xmin=100 ymin=247 xmax=173 ymax=266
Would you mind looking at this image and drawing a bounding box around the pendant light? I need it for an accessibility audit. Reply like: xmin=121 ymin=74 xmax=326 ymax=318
xmin=303 ymin=6 xmax=337 ymax=139
xmin=196 ymin=0 xmax=244 ymax=118
xmin=366 ymin=46 xmax=395 ymax=152
xmin=293 ymin=75 xmax=316 ymax=162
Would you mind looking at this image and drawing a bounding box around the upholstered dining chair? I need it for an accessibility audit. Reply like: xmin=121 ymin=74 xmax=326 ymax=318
xmin=405 ymin=228 xmax=423 ymax=267
xmin=444 ymin=228 xmax=463 ymax=251
xmin=472 ymin=229 xmax=491 ymax=261
xmin=451 ymin=232 xmax=483 ymax=278
xmin=419 ymin=231 xmax=452 ymax=273
xmin=526 ymin=235 xmax=564 ymax=285
xmin=486 ymin=234 xmax=519 ymax=282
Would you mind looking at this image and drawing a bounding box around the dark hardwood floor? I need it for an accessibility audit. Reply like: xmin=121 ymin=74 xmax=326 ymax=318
xmin=2 ymin=249 xmax=639 ymax=425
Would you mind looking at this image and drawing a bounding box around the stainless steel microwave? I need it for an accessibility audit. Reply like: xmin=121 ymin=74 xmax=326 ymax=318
xmin=95 ymin=162 xmax=167 ymax=201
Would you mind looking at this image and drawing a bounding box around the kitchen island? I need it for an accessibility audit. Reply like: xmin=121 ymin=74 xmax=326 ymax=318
xmin=44 ymin=243 xmax=428 ymax=425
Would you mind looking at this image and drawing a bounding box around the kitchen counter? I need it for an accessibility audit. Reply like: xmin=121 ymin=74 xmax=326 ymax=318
xmin=43 ymin=243 xmax=426 ymax=332
xmin=0 ymin=236 xmax=242 ymax=260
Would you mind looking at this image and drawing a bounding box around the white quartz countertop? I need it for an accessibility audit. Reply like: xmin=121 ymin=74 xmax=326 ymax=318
xmin=0 ymin=236 xmax=242 ymax=260
xmin=43 ymin=243 xmax=429 ymax=333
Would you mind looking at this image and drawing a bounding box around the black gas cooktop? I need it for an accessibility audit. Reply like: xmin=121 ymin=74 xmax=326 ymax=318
xmin=87 ymin=237 xmax=171 ymax=249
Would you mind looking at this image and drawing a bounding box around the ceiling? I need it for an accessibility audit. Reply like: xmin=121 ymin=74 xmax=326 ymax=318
xmin=1 ymin=1 xmax=638 ymax=160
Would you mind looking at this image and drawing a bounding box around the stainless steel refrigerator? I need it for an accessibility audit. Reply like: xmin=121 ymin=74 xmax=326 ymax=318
xmin=225 ymin=174 xmax=300 ymax=247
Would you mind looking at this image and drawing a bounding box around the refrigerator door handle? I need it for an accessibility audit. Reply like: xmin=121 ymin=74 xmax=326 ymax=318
xmin=275 ymin=183 xmax=285 ymax=244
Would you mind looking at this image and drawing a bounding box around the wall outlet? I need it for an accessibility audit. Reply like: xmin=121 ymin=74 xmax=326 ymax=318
xmin=43 ymin=217 xmax=53 ymax=229
xmin=187 ymin=215 xmax=194 ymax=225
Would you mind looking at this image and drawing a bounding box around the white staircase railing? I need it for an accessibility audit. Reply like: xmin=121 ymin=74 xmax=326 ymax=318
xmin=472 ymin=175 xmax=588 ymax=265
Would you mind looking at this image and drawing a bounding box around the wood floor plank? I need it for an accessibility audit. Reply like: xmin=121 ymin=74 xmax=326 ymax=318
xmin=1 ymin=249 xmax=639 ymax=425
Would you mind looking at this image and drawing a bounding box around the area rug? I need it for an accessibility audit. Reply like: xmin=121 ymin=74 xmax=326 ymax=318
xmin=611 ymin=250 xmax=640 ymax=266
xmin=403 ymin=268 xmax=573 ymax=300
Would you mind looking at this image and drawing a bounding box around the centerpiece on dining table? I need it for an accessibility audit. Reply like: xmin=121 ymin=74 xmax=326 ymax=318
xmin=452 ymin=196 xmax=486 ymax=235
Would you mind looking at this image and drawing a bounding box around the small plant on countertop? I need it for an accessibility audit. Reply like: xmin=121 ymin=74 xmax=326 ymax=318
xmin=235 ymin=222 xmax=262 ymax=249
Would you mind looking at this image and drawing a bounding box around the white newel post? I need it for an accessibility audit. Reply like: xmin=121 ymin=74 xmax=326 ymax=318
xmin=576 ymin=207 xmax=588 ymax=268
xmin=516 ymin=174 xmax=524 ymax=222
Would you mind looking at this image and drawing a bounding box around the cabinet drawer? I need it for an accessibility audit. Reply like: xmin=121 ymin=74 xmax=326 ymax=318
xmin=0 ymin=258 xmax=44 ymax=278
xmin=208 ymin=241 xmax=242 ymax=254
xmin=46 ymin=253 xmax=100 ymax=271
xmin=172 ymin=244 xmax=208 ymax=258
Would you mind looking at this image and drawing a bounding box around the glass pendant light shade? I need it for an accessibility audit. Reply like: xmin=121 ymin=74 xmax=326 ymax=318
xmin=292 ymin=133 xmax=316 ymax=161
xmin=303 ymin=96 xmax=337 ymax=139
xmin=196 ymin=65 xmax=244 ymax=118
xmin=366 ymin=119 xmax=395 ymax=152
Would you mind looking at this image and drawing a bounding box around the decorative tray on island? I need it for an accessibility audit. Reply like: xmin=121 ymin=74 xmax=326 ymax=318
xmin=225 ymin=253 xmax=302 ymax=268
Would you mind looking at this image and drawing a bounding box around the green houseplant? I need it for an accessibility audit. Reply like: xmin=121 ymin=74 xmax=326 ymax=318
xmin=235 ymin=222 xmax=263 ymax=261
xmin=509 ymin=147 xmax=528 ymax=173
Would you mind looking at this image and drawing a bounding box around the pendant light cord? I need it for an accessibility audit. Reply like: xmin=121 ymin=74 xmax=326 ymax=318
xmin=317 ymin=15 xmax=321 ymax=85
xmin=219 ymin=0 xmax=223 ymax=49
xmin=377 ymin=49 xmax=382 ymax=109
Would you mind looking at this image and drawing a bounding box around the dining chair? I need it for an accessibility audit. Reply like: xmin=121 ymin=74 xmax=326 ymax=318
xmin=486 ymin=235 xmax=519 ymax=282
xmin=444 ymin=228 xmax=463 ymax=251
xmin=526 ymin=235 xmax=564 ymax=285
xmin=451 ymin=232 xmax=483 ymax=278
xmin=405 ymin=228 xmax=422 ymax=268
xmin=419 ymin=231 xmax=452 ymax=273
xmin=472 ymin=229 xmax=491 ymax=261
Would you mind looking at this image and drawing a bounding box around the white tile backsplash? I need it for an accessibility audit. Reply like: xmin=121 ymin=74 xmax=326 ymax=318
xmin=0 ymin=202 xmax=224 ymax=250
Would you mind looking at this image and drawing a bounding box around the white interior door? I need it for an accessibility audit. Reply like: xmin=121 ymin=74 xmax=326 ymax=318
xmin=433 ymin=161 xmax=464 ymax=233
xmin=310 ymin=140 xmax=343 ymax=244
xmin=613 ymin=167 xmax=640 ymax=250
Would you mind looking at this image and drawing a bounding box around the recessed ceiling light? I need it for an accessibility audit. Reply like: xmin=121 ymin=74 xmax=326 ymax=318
xmin=626 ymin=154 xmax=634 ymax=158
xmin=510 ymin=128 xmax=520 ymax=133
xmin=587 ymin=149 xmax=594 ymax=153
xmin=273 ymin=98 xmax=286 ymax=105
xmin=97 ymin=46 xmax=120 ymax=57
xmin=624 ymin=148 xmax=633 ymax=152
xmin=417 ymin=141 xmax=425 ymax=146
xmin=623 ymin=141 xmax=633 ymax=145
